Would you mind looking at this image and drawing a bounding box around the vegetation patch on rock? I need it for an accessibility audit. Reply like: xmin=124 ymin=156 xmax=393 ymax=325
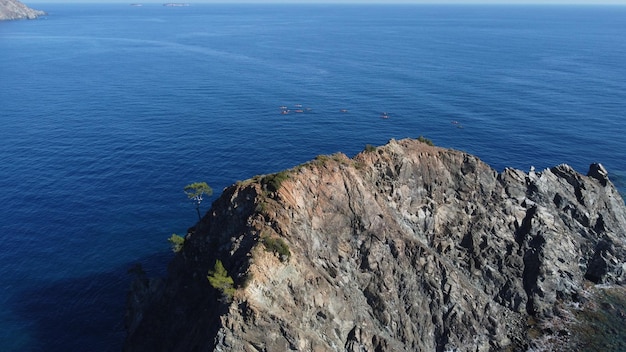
xmin=261 ymin=235 xmax=291 ymax=262
xmin=207 ymin=260 xmax=235 ymax=301
xmin=262 ymin=171 xmax=290 ymax=193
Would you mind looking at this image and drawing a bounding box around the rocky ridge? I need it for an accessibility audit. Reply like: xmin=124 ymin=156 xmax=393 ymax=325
xmin=0 ymin=0 xmax=45 ymax=20
xmin=125 ymin=138 xmax=626 ymax=351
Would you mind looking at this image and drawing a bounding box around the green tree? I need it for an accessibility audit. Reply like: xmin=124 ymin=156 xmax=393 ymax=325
xmin=207 ymin=260 xmax=235 ymax=300
xmin=168 ymin=233 xmax=185 ymax=253
xmin=184 ymin=182 xmax=212 ymax=221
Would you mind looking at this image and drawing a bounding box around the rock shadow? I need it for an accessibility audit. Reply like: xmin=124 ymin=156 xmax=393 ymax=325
xmin=10 ymin=252 xmax=170 ymax=352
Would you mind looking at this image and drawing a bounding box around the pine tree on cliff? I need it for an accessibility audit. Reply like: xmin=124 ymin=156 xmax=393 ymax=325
xmin=184 ymin=182 xmax=212 ymax=221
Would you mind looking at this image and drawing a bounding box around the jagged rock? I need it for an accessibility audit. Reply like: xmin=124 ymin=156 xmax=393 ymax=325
xmin=124 ymin=138 xmax=626 ymax=351
xmin=588 ymin=163 xmax=609 ymax=187
xmin=0 ymin=0 xmax=45 ymax=21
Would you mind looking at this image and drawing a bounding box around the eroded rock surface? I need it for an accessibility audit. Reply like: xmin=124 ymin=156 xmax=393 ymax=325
xmin=125 ymin=138 xmax=626 ymax=351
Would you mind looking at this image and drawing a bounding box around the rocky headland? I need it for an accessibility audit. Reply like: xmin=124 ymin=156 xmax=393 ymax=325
xmin=0 ymin=0 xmax=45 ymax=21
xmin=125 ymin=138 xmax=626 ymax=351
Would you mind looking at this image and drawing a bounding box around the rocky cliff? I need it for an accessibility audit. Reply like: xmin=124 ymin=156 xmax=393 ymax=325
xmin=125 ymin=138 xmax=626 ymax=351
xmin=0 ymin=0 xmax=45 ymax=21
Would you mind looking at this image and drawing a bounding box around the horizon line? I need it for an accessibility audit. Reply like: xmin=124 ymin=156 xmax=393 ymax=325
xmin=25 ymin=1 xmax=626 ymax=5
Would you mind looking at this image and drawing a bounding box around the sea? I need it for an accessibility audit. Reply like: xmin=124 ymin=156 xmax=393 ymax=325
xmin=1 ymin=3 xmax=625 ymax=351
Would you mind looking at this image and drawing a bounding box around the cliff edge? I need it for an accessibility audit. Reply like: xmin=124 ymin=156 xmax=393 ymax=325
xmin=0 ymin=0 xmax=45 ymax=20
xmin=125 ymin=138 xmax=626 ymax=351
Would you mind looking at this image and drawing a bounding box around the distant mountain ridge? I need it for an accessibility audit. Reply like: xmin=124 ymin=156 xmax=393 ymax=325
xmin=0 ymin=0 xmax=45 ymax=21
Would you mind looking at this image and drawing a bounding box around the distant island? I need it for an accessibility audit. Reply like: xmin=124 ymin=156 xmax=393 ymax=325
xmin=0 ymin=0 xmax=45 ymax=21
xmin=163 ymin=3 xmax=190 ymax=6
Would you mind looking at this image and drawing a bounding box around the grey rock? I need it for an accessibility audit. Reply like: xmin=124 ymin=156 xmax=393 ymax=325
xmin=588 ymin=163 xmax=609 ymax=187
xmin=0 ymin=0 xmax=45 ymax=21
xmin=124 ymin=138 xmax=626 ymax=351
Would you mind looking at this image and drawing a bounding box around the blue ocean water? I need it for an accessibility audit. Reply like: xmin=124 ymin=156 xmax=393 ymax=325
xmin=1 ymin=3 xmax=625 ymax=350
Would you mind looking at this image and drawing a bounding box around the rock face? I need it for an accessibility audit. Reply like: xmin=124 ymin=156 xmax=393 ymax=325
xmin=125 ymin=138 xmax=626 ymax=351
xmin=0 ymin=0 xmax=45 ymax=21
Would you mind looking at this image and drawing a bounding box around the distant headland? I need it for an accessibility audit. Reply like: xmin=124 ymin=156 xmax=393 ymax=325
xmin=0 ymin=0 xmax=45 ymax=21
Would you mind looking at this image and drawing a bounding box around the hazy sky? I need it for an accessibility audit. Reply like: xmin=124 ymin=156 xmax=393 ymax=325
xmin=25 ymin=0 xmax=626 ymax=4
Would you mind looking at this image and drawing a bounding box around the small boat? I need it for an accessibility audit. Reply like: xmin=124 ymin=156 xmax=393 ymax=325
xmin=340 ymin=109 xmax=349 ymax=113
xmin=381 ymin=112 xmax=389 ymax=119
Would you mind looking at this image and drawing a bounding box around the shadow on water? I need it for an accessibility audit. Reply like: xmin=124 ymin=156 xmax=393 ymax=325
xmin=10 ymin=252 xmax=171 ymax=352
